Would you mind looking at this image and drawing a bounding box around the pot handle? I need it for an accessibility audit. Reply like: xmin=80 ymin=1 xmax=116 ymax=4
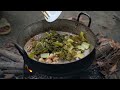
xmin=14 ymin=43 xmax=28 ymax=57
xmin=77 ymin=12 xmax=91 ymax=27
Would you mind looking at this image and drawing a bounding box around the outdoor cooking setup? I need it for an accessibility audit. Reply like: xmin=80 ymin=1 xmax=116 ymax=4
xmin=0 ymin=11 xmax=120 ymax=79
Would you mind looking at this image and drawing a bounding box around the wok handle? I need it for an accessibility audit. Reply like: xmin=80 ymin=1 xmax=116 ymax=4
xmin=77 ymin=12 xmax=91 ymax=27
xmin=14 ymin=43 xmax=28 ymax=58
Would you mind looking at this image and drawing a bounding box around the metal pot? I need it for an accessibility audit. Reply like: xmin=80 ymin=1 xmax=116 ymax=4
xmin=14 ymin=12 xmax=96 ymax=77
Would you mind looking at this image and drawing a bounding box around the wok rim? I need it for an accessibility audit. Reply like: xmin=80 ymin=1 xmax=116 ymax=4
xmin=17 ymin=19 xmax=97 ymax=65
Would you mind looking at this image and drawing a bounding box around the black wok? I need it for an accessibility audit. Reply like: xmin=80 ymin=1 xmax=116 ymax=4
xmin=14 ymin=12 xmax=96 ymax=77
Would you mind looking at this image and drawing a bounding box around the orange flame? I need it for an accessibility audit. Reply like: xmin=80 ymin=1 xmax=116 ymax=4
xmin=25 ymin=65 xmax=33 ymax=73
xmin=28 ymin=69 xmax=33 ymax=73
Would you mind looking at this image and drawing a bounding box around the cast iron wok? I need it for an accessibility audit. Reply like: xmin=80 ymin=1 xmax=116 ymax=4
xmin=14 ymin=12 xmax=96 ymax=76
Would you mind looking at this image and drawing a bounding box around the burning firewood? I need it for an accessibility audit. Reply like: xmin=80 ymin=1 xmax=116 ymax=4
xmin=0 ymin=56 xmax=14 ymax=62
xmin=0 ymin=46 xmax=24 ymax=79
xmin=0 ymin=62 xmax=23 ymax=70
xmin=4 ymin=74 xmax=15 ymax=79
xmin=0 ymin=49 xmax=24 ymax=63
xmin=3 ymin=70 xmax=23 ymax=75
xmin=96 ymin=42 xmax=113 ymax=59
xmin=94 ymin=33 xmax=120 ymax=79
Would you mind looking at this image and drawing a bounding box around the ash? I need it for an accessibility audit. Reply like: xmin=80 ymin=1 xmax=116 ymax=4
xmin=25 ymin=65 xmax=104 ymax=79
xmin=88 ymin=66 xmax=105 ymax=79
xmin=25 ymin=73 xmax=65 ymax=79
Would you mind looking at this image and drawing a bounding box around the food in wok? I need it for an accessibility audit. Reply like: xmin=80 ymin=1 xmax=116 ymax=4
xmin=24 ymin=30 xmax=90 ymax=64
